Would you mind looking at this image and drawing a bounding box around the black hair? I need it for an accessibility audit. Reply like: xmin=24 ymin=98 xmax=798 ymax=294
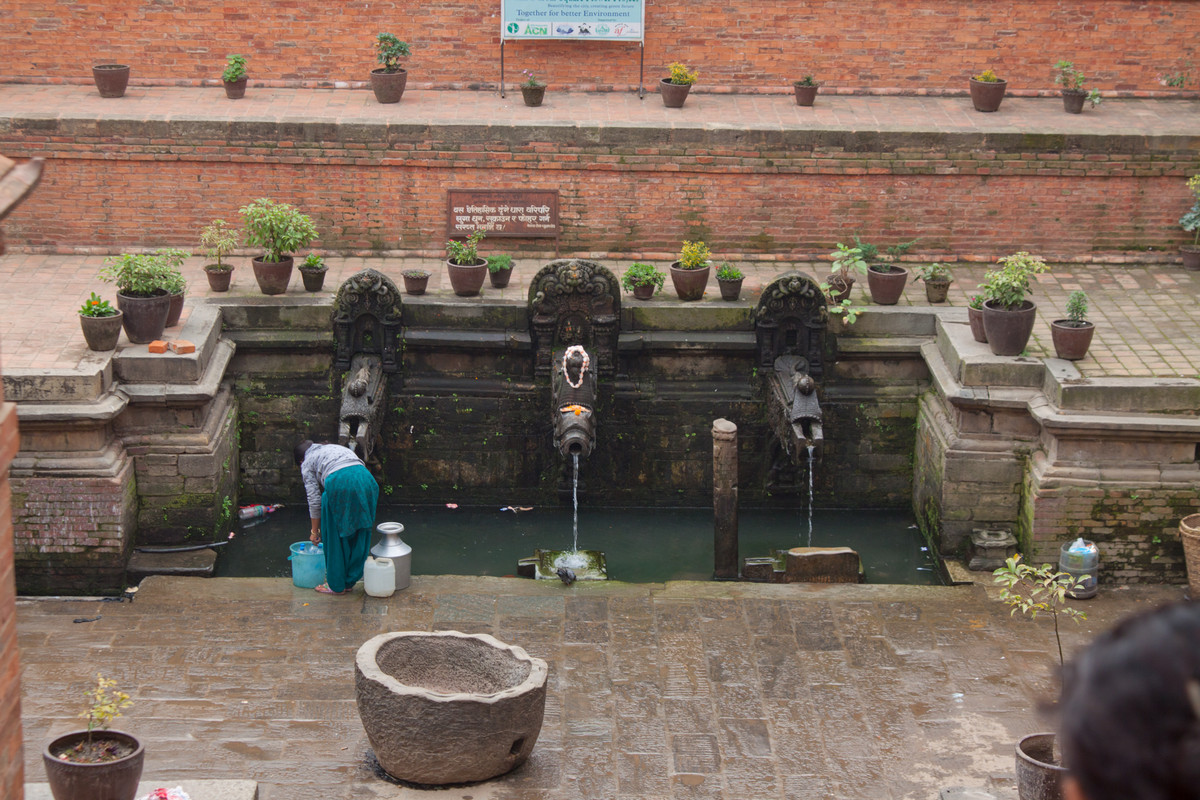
xmin=1059 ymin=601 xmax=1200 ymax=800
xmin=293 ymin=439 xmax=313 ymax=466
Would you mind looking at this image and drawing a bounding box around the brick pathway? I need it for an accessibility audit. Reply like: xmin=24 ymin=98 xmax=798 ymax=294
xmin=16 ymin=576 xmax=1183 ymax=800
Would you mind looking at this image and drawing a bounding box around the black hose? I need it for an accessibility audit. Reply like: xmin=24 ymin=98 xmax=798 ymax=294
xmin=134 ymin=541 xmax=229 ymax=554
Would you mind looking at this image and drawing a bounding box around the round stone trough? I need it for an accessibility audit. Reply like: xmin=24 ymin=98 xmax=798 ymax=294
xmin=355 ymin=630 xmax=549 ymax=785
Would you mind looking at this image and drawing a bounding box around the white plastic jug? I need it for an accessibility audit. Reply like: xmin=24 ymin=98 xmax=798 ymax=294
xmin=364 ymin=556 xmax=396 ymax=598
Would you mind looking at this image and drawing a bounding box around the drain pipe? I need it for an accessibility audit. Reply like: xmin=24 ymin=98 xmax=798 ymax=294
xmin=713 ymin=418 xmax=739 ymax=580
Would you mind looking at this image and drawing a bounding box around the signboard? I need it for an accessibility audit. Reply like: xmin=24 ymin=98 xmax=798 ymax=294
xmin=501 ymin=0 xmax=644 ymax=41
xmin=447 ymin=190 xmax=560 ymax=238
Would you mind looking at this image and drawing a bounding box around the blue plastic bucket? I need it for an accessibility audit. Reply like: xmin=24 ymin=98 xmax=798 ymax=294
xmin=289 ymin=541 xmax=326 ymax=589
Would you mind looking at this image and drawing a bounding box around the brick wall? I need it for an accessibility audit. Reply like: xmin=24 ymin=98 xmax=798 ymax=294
xmin=0 ymin=384 xmax=24 ymax=798
xmin=2 ymin=1 xmax=1197 ymax=94
xmin=1 ymin=120 xmax=1196 ymax=258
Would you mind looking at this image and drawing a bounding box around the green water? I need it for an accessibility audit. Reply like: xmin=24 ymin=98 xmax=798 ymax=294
xmin=215 ymin=504 xmax=942 ymax=585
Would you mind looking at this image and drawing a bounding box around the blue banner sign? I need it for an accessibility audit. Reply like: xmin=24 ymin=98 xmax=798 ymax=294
xmin=501 ymin=0 xmax=644 ymax=41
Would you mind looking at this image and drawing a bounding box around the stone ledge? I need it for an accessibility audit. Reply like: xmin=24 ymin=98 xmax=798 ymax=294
xmin=2 ymin=359 xmax=113 ymax=403
xmin=114 ymin=305 xmax=221 ymax=384
xmin=25 ymin=780 xmax=257 ymax=800
xmin=121 ymin=339 xmax=235 ymax=405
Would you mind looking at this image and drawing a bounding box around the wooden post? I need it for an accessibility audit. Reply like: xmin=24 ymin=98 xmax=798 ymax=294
xmin=713 ymin=418 xmax=739 ymax=580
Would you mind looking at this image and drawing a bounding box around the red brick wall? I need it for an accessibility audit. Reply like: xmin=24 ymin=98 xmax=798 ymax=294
xmin=0 ymin=384 xmax=24 ymax=799
xmin=1 ymin=124 xmax=1195 ymax=259
xmin=2 ymin=1 xmax=1197 ymax=94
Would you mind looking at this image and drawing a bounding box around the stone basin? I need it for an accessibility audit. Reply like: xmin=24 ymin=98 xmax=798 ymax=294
xmin=355 ymin=630 xmax=549 ymax=785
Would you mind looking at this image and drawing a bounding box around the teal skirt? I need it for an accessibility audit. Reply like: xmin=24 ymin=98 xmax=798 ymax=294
xmin=320 ymin=464 xmax=379 ymax=591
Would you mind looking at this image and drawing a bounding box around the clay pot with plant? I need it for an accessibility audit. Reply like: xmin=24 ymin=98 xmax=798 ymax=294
xmin=969 ymin=68 xmax=1007 ymax=112
xmin=1050 ymin=290 xmax=1094 ymax=360
xmin=520 ymin=70 xmax=546 ymax=107
xmin=99 ymin=249 xmax=187 ymax=344
xmin=1178 ymin=174 xmax=1200 ymax=270
xmin=371 ymin=33 xmax=411 ymax=104
xmin=200 ymin=218 xmax=238 ymax=292
xmin=446 ymin=230 xmax=487 ymax=297
xmin=402 ymin=269 xmax=431 ymax=295
xmin=299 ymin=253 xmax=328 ymax=292
xmin=222 ymin=53 xmax=248 ymax=99
xmin=993 ymin=556 xmax=1090 ymax=800
xmin=92 ymin=64 xmax=130 ymax=98
xmin=78 ymin=292 xmax=123 ymax=351
xmin=162 ymin=262 xmax=187 ymax=328
xmin=239 ymin=198 xmax=318 ymax=295
xmin=915 ymin=262 xmax=952 ymax=303
xmin=793 ymin=75 xmax=819 ymax=106
xmin=967 ymin=294 xmax=987 ymax=343
xmin=669 ymin=240 xmax=711 ymax=301
xmin=866 ymin=239 xmax=916 ymax=305
xmin=660 ymin=61 xmax=697 ymax=108
xmin=716 ymin=262 xmax=744 ymax=301
xmin=486 ymin=253 xmax=514 ymax=288
xmin=1053 ymin=60 xmax=1102 ymax=114
xmin=621 ymin=261 xmax=665 ymax=300
xmin=979 ymin=251 xmax=1049 ymax=356
xmin=43 ymin=674 xmax=144 ymax=800
xmin=824 ymin=243 xmax=869 ymax=303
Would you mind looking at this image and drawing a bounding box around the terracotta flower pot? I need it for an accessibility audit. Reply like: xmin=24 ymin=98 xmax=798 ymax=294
xmin=79 ymin=311 xmax=123 ymax=351
xmin=165 ymin=290 xmax=184 ymax=328
xmin=924 ymin=279 xmax=951 ymax=303
xmin=1180 ymin=245 xmax=1200 ymax=271
xmin=659 ymin=79 xmax=691 ymax=108
xmin=982 ymin=300 xmax=1037 ymax=356
xmin=371 ymin=69 xmax=408 ymax=104
xmin=300 ymin=267 xmax=327 ymax=292
xmin=403 ymin=271 xmax=430 ymax=295
xmin=718 ymin=277 xmax=743 ymax=301
xmin=223 ymin=77 xmax=247 ymax=99
xmin=969 ymin=78 xmax=1007 ymax=112
xmin=521 ymin=85 xmax=545 ymax=107
xmin=489 ymin=266 xmax=514 ymax=289
xmin=204 ymin=265 xmax=233 ymax=292
xmin=631 ymin=283 xmax=655 ymax=300
xmin=669 ymin=261 xmax=710 ymax=301
xmin=44 ymin=730 xmax=145 ymax=800
xmin=1062 ymin=89 xmax=1086 ymax=114
xmin=92 ymin=64 xmax=130 ymax=98
xmin=116 ymin=291 xmax=170 ymax=344
xmin=967 ymin=305 xmax=987 ymax=342
xmin=446 ymin=259 xmax=487 ymax=297
xmin=827 ymin=276 xmax=855 ymax=304
xmin=1050 ymin=320 xmax=1094 ymax=360
xmin=252 ymin=256 xmax=294 ymax=295
xmin=793 ymin=83 xmax=818 ymax=107
xmin=866 ymin=265 xmax=908 ymax=305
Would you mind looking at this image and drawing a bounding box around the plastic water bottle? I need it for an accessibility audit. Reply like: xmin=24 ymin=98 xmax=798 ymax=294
xmin=238 ymin=503 xmax=282 ymax=521
xmin=1059 ymin=537 xmax=1099 ymax=599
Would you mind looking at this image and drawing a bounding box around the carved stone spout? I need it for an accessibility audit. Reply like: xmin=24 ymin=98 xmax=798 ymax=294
xmin=771 ymin=354 xmax=824 ymax=458
xmin=552 ymin=346 xmax=597 ymax=458
xmin=339 ymin=353 xmax=386 ymax=462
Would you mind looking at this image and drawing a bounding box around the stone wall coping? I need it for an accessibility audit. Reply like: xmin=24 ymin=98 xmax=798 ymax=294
xmin=13 ymin=390 xmax=126 ymax=424
xmin=121 ymin=339 xmax=234 ymax=405
xmin=114 ymin=305 xmax=221 ymax=384
xmin=1 ymin=358 xmax=113 ymax=403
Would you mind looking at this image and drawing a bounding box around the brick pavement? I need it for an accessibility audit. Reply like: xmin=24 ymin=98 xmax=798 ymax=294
xmin=16 ymin=576 xmax=1183 ymax=799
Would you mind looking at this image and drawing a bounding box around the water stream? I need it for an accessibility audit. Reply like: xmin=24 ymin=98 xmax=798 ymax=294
xmin=572 ymin=452 xmax=580 ymax=553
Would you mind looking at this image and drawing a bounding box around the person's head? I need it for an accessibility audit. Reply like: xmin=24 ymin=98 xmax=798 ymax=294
xmin=1059 ymin=601 xmax=1200 ymax=800
xmin=293 ymin=439 xmax=313 ymax=467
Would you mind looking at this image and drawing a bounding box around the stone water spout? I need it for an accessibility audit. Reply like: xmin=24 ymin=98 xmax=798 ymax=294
xmin=338 ymin=353 xmax=384 ymax=462
xmin=775 ymin=354 xmax=824 ymax=456
xmin=552 ymin=345 xmax=597 ymax=458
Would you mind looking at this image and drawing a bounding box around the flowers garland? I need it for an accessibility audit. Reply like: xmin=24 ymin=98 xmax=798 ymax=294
xmin=562 ymin=345 xmax=590 ymax=389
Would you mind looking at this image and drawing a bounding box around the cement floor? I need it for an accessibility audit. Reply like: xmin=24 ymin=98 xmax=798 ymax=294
xmin=17 ymin=575 xmax=1185 ymax=799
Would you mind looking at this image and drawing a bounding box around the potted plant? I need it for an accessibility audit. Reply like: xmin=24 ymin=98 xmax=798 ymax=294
xmin=621 ymin=261 xmax=665 ymax=300
xmin=660 ymin=61 xmax=697 ymax=108
xmin=78 ymin=292 xmax=123 ymax=351
xmin=520 ymin=70 xmax=546 ymax=107
xmin=979 ymin=251 xmax=1049 ymax=356
xmin=446 ymin=229 xmax=487 ymax=297
xmin=402 ymin=268 xmax=431 ymax=295
xmin=43 ymin=674 xmax=144 ymax=800
xmin=993 ymin=556 xmax=1089 ymax=800
xmin=99 ymin=249 xmax=186 ymax=344
xmin=716 ymin=262 xmax=744 ymax=301
xmin=371 ymin=33 xmax=411 ymax=104
xmin=200 ymin=218 xmax=238 ymax=292
xmin=1050 ymin=290 xmax=1094 ymax=360
xmin=793 ymin=75 xmax=819 ymax=107
xmin=299 ymin=253 xmax=328 ymax=292
xmin=866 ymin=241 xmax=913 ymax=305
xmin=914 ymin=262 xmax=952 ymax=303
xmin=969 ymin=68 xmax=1007 ymax=112
xmin=826 ymin=243 xmax=869 ymax=303
xmin=1053 ymin=60 xmax=1102 ymax=114
xmin=239 ymin=198 xmax=318 ymax=295
xmin=1179 ymin=173 xmax=1200 ymax=271
xmin=486 ymin=253 xmax=514 ymax=288
xmin=162 ymin=258 xmax=187 ymax=328
xmin=92 ymin=63 xmax=130 ymax=98
xmin=967 ymin=293 xmax=987 ymax=342
xmin=669 ymin=239 xmax=711 ymax=301
xmin=222 ymin=54 xmax=248 ymax=99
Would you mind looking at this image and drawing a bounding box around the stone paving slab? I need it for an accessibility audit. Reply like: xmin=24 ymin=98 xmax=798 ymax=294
xmin=25 ymin=779 xmax=258 ymax=800
xmin=16 ymin=575 xmax=1184 ymax=800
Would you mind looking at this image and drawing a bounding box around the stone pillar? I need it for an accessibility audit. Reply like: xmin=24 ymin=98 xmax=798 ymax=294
xmin=713 ymin=418 xmax=739 ymax=580
xmin=0 ymin=373 xmax=24 ymax=799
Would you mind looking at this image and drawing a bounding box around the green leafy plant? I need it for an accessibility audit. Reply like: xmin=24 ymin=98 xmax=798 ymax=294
xmin=1065 ymin=290 xmax=1089 ymax=324
xmin=914 ymin=262 xmax=952 ymax=282
xmin=200 ymin=219 xmax=238 ymax=270
xmin=79 ymin=292 xmax=118 ymax=318
xmin=1160 ymin=64 xmax=1193 ymax=88
xmin=677 ymin=240 xmax=711 ymax=270
xmin=222 ymin=54 xmax=247 ymax=83
xmin=823 ymin=293 xmax=866 ymax=325
xmin=794 ymin=75 xmax=818 ymax=87
xmin=667 ymin=62 xmax=698 ymax=86
xmin=402 ymin=268 xmax=430 ymax=279
xmin=973 ymin=68 xmax=1002 ymax=83
xmin=301 ymin=253 xmax=325 ymax=271
xmin=375 ymin=33 xmax=411 ymax=73
xmin=716 ymin=262 xmax=743 ymax=281
xmin=80 ymin=674 xmax=133 ymax=738
xmin=486 ymin=254 xmax=513 ymax=274
xmin=967 ymin=294 xmax=985 ymax=310
xmin=1180 ymin=174 xmax=1200 ymax=247
xmin=1054 ymin=60 xmax=1102 ymax=107
xmin=239 ymin=198 xmax=318 ymax=263
xmin=978 ymin=251 xmax=1049 ymax=310
xmin=993 ymin=554 xmax=1088 ymax=668
xmin=99 ymin=248 xmax=188 ymax=297
xmin=829 ymin=243 xmax=869 ymax=287
xmin=621 ymin=261 xmax=666 ymax=292
xmin=446 ymin=230 xmax=485 ymax=265
xmin=521 ymin=69 xmax=544 ymax=89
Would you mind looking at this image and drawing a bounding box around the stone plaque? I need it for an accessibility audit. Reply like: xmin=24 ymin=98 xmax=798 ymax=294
xmin=447 ymin=189 xmax=559 ymax=238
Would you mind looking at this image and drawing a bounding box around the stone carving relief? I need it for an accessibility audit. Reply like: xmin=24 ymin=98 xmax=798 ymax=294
xmin=754 ymin=271 xmax=829 ymax=376
xmin=527 ymin=259 xmax=620 ymax=377
xmin=332 ymin=268 xmax=404 ymax=373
